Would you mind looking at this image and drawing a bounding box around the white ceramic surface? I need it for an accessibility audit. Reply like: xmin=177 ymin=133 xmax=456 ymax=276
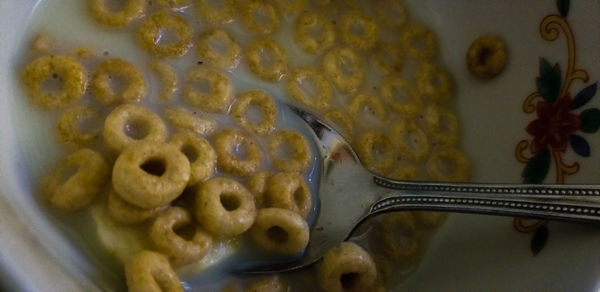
xmin=2 ymin=0 xmax=600 ymax=291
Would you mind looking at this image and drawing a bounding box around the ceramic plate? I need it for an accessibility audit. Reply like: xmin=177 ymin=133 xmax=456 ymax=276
xmin=1 ymin=0 xmax=600 ymax=291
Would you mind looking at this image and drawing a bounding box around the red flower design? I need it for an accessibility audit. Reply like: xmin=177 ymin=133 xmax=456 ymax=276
xmin=526 ymin=96 xmax=581 ymax=153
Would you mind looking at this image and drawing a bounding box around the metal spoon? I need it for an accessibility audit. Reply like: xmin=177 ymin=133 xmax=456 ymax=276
xmin=240 ymin=104 xmax=600 ymax=274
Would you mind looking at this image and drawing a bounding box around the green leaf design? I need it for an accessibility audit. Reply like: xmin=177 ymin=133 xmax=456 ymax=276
xmin=531 ymin=225 xmax=549 ymax=255
xmin=522 ymin=148 xmax=550 ymax=184
xmin=536 ymin=59 xmax=562 ymax=103
xmin=557 ymin=0 xmax=570 ymax=17
xmin=579 ymin=108 xmax=600 ymax=133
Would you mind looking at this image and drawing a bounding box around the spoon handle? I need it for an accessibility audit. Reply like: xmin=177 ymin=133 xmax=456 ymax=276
xmin=369 ymin=176 xmax=600 ymax=223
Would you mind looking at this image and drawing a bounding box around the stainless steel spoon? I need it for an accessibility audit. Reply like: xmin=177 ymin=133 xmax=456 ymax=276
xmin=240 ymin=104 xmax=600 ymax=274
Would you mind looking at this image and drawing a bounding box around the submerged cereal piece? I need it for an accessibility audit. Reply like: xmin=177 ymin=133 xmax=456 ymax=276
xmin=294 ymin=11 xmax=336 ymax=55
xmin=274 ymin=0 xmax=307 ymax=15
xmin=155 ymin=0 xmax=191 ymax=9
xmin=371 ymin=42 xmax=405 ymax=74
xmin=323 ymin=47 xmax=365 ymax=93
xmin=339 ymin=10 xmax=379 ymax=51
xmin=265 ymin=172 xmax=312 ymax=218
xmin=56 ymin=105 xmax=101 ymax=148
xmin=149 ymin=60 xmax=178 ymax=102
xmin=41 ymin=148 xmax=109 ymax=211
xmin=22 ymin=55 xmax=86 ymax=109
xmin=169 ymin=131 xmax=216 ymax=185
xmin=124 ymin=250 xmax=184 ymax=292
xmin=244 ymin=276 xmax=287 ymax=292
xmin=195 ymin=177 xmax=257 ymax=237
xmin=194 ymin=0 xmax=236 ymax=25
xmin=246 ymin=38 xmax=288 ymax=82
xmin=426 ymin=147 xmax=470 ymax=182
xmin=164 ymin=106 xmax=217 ymax=136
xmin=390 ymin=119 xmax=430 ymax=161
xmin=91 ymin=58 xmax=147 ymax=105
xmin=183 ymin=66 xmax=234 ymax=113
xmin=286 ymin=67 xmax=333 ymax=110
xmin=103 ymin=104 xmax=168 ymax=153
xmin=196 ymin=28 xmax=242 ymax=71
xmin=354 ymin=132 xmax=396 ymax=175
xmin=214 ymin=129 xmax=264 ymax=177
xmin=137 ymin=11 xmax=193 ymax=58
xmin=323 ymin=109 xmax=354 ymax=139
xmin=88 ymin=0 xmax=146 ymax=27
xmin=107 ymin=188 xmax=167 ymax=225
xmin=375 ymin=213 xmax=421 ymax=262
xmin=267 ymin=130 xmax=312 ymax=173
xmin=246 ymin=171 xmax=272 ymax=208
xmin=380 ymin=76 xmax=422 ymax=116
xmin=347 ymin=92 xmax=388 ymax=124
xmin=375 ymin=0 xmax=408 ymax=27
xmin=389 ymin=165 xmax=419 ymax=180
xmin=239 ymin=0 xmax=280 ymax=34
xmin=467 ymin=35 xmax=507 ymax=79
xmin=423 ymin=104 xmax=459 ymax=145
xmin=230 ymin=90 xmax=278 ymax=135
xmin=413 ymin=211 xmax=448 ymax=228
xmin=317 ymin=242 xmax=377 ymax=292
xmin=150 ymin=207 xmax=213 ymax=266
xmin=249 ymin=208 xmax=309 ymax=255
xmin=401 ymin=24 xmax=437 ymax=60
xmin=31 ymin=33 xmax=57 ymax=52
xmin=416 ymin=62 xmax=453 ymax=102
xmin=112 ymin=141 xmax=191 ymax=208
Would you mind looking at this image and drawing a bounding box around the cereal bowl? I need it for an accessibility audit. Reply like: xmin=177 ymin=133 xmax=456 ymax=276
xmin=2 ymin=0 xmax=600 ymax=291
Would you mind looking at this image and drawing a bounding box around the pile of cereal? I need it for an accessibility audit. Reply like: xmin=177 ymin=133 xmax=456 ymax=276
xmin=21 ymin=0 xmax=469 ymax=291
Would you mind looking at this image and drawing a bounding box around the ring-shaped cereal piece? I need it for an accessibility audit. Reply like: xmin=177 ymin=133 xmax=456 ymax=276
xmin=371 ymin=42 xmax=405 ymax=74
xmin=150 ymin=207 xmax=213 ymax=265
xmin=287 ymin=67 xmax=333 ymax=110
xmin=323 ymin=47 xmax=365 ymax=93
xmin=266 ymin=172 xmax=312 ymax=218
xmin=183 ymin=66 xmax=234 ymax=113
xmin=196 ymin=28 xmax=242 ymax=71
xmin=149 ymin=60 xmax=177 ymax=102
xmin=194 ymin=0 xmax=235 ymax=25
xmin=246 ymin=38 xmax=288 ymax=82
xmin=380 ymin=77 xmax=422 ymax=116
xmin=248 ymin=208 xmax=309 ymax=255
xmin=389 ymin=165 xmax=419 ymax=181
xmin=401 ymin=25 xmax=437 ymax=60
xmin=247 ymin=171 xmax=272 ymax=208
xmin=124 ymin=250 xmax=184 ymax=292
xmin=354 ymin=132 xmax=396 ymax=175
xmin=107 ymin=188 xmax=167 ymax=225
xmin=91 ymin=58 xmax=147 ymax=105
xmin=339 ymin=11 xmax=378 ymax=51
xmin=169 ymin=131 xmax=216 ymax=185
xmin=195 ymin=178 xmax=257 ymax=237
xmin=41 ymin=148 xmax=109 ymax=211
xmin=413 ymin=211 xmax=448 ymax=228
xmin=466 ymin=35 xmax=507 ymax=79
xmin=57 ymin=105 xmax=101 ymax=148
xmin=377 ymin=212 xmax=421 ymax=261
xmin=245 ymin=276 xmax=287 ymax=292
xmin=390 ymin=119 xmax=430 ymax=161
xmin=214 ymin=129 xmax=264 ymax=177
xmin=22 ymin=55 xmax=86 ymax=109
xmin=426 ymin=147 xmax=470 ymax=182
xmin=137 ymin=11 xmax=193 ymax=58
xmin=416 ymin=62 xmax=453 ymax=102
xmin=423 ymin=104 xmax=459 ymax=145
xmin=347 ymin=93 xmax=388 ymax=124
xmin=164 ymin=107 xmax=217 ymax=136
xmin=88 ymin=0 xmax=145 ymax=27
xmin=294 ymin=11 xmax=336 ymax=55
xmin=230 ymin=90 xmax=278 ymax=136
xmin=375 ymin=0 xmax=408 ymax=27
xmin=239 ymin=0 xmax=280 ymax=35
xmin=323 ymin=109 xmax=353 ymax=140
xmin=112 ymin=141 xmax=191 ymax=208
xmin=274 ymin=0 xmax=308 ymax=15
xmin=103 ymin=104 xmax=168 ymax=153
xmin=267 ymin=130 xmax=312 ymax=173
xmin=317 ymin=242 xmax=377 ymax=292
